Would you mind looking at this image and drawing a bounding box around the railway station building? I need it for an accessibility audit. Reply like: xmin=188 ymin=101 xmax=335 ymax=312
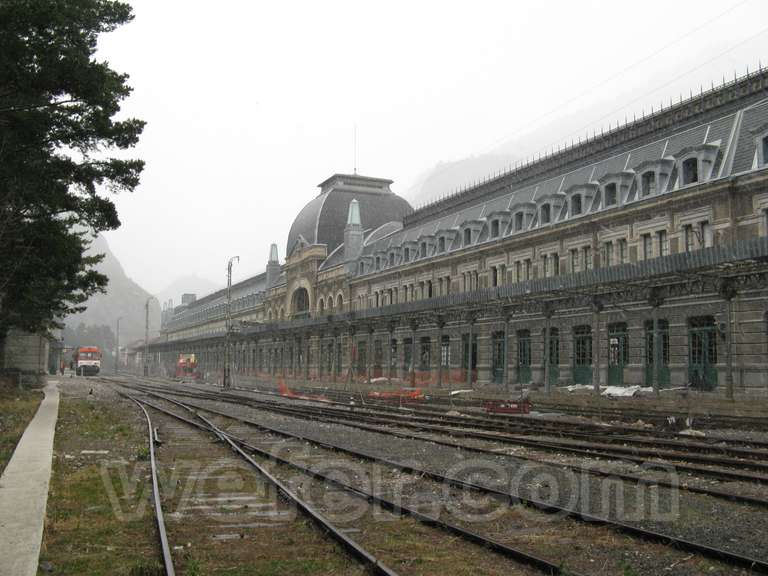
xmin=152 ymin=70 xmax=768 ymax=395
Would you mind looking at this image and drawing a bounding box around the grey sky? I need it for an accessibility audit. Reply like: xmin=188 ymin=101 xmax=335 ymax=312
xmin=97 ymin=0 xmax=768 ymax=296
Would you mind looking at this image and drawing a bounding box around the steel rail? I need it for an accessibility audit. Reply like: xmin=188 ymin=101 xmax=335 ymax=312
xmin=131 ymin=388 xmax=768 ymax=574
xmin=148 ymin=390 xmax=768 ymax=510
xmin=125 ymin=396 xmax=176 ymax=576
xmin=149 ymin=383 xmax=768 ymax=481
xmin=126 ymin=391 xmax=401 ymax=576
xmin=132 ymin=392 xmax=582 ymax=576
xmin=115 ymin=378 xmax=768 ymax=485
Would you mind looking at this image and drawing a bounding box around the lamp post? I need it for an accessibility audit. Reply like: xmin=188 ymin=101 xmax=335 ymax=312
xmin=115 ymin=316 xmax=122 ymax=374
xmin=223 ymin=255 xmax=240 ymax=390
xmin=144 ymin=296 xmax=157 ymax=376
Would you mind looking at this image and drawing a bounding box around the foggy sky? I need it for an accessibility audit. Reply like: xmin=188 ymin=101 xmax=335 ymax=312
xmin=97 ymin=0 xmax=768 ymax=297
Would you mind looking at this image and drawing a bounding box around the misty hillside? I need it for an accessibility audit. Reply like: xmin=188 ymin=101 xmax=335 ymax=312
xmin=65 ymin=235 xmax=161 ymax=344
xmin=157 ymin=275 xmax=220 ymax=309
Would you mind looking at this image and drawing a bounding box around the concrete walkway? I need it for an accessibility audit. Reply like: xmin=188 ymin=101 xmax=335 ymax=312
xmin=0 ymin=380 xmax=60 ymax=576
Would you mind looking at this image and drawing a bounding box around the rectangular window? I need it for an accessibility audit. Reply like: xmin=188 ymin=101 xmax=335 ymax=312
xmin=524 ymin=258 xmax=532 ymax=280
xmin=570 ymin=248 xmax=579 ymax=272
xmin=682 ymin=158 xmax=699 ymax=185
xmin=657 ymin=230 xmax=668 ymax=257
xmin=440 ymin=335 xmax=450 ymax=367
xmin=642 ymin=233 xmax=652 ymax=260
xmin=641 ymin=171 xmax=656 ymax=196
xmin=438 ymin=236 xmax=445 ymax=252
xmin=583 ymin=246 xmax=592 ymax=270
xmin=551 ymin=253 xmax=559 ymax=275
xmin=603 ymin=241 xmax=613 ymax=267
xmin=515 ymin=212 xmax=523 ymax=232
xmin=683 ymin=225 xmax=693 ymax=252
xmin=491 ymin=220 xmax=500 ymax=238
xmin=514 ymin=260 xmax=521 ymax=282
xmin=763 ymin=209 xmax=768 ymax=236
xmin=404 ymin=247 xmax=410 ymax=262
xmin=541 ymin=254 xmax=549 ymax=277
xmin=491 ymin=266 xmax=498 ymax=287
xmin=604 ymin=183 xmax=618 ymax=206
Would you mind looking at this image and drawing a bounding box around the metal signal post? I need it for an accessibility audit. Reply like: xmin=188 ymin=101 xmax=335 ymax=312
xmin=223 ymin=255 xmax=240 ymax=390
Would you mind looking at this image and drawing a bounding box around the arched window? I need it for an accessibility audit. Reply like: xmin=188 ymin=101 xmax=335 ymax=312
xmin=336 ymin=294 xmax=343 ymax=309
xmin=292 ymin=288 xmax=309 ymax=317
xmin=463 ymin=228 xmax=472 ymax=246
xmin=540 ymin=204 xmax=551 ymax=224
xmin=318 ymin=299 xmax=325 ymax=314
xmin=641 ymin=171 xmax=656 ymax=196
xmin=604 ymin=183 xmax=617 ymax=207
xmin=327 ymin=296 xmax=333 ymax=309
xmin=571 ymin=195 xmax=582 ymax=216
xmin=682 ymin=158 xmax=698 ymax=185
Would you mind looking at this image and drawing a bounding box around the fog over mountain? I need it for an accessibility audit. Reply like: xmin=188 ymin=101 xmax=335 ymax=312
xmin=65 ymin=235 xmax=161 ymax=344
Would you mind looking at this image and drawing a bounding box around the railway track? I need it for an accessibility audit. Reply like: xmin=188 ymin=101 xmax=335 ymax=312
xmin=117 ymin=377 xmax=768 ymax=486
xmin=123 ymin=390 xmax=593 ymax=575
xmin=113 ymin=376 xmax=768 ymax=574
xmin=121 ymin=390 xmax=400 ymax=575
xmin=274 ymin=381 xmax=768 ymax=432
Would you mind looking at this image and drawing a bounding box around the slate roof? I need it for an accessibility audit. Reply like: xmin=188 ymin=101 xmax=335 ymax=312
xmin=287 ymin=174 xmax=413 ymax=257
xmin=350 ymin=96 xmax=768 ymax=276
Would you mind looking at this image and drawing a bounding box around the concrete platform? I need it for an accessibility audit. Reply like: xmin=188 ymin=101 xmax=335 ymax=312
xmin=0 ymin=380 xmax=60 ymax=576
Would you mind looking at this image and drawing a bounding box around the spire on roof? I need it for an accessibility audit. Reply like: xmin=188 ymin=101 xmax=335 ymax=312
xmin=346 ymin=198 xmax=361 ymax=227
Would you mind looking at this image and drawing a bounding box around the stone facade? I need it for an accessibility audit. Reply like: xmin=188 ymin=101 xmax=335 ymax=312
xmin=154 ymin=70 xmax=768 ymax=395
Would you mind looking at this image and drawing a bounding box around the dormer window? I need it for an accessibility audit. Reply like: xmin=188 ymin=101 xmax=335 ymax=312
xmin=641 ymin=172 xmax=656 ymax=196
xmin=491 ymin=219 xmax=499 ymax=238
xmin=438 ymin=236 xmax=445 ymax=252
xmin=604 ymin=183 xmax=618 ymax=207
xmin=404 ymin=247 xmax=410 ymax=262
xmin=420 ymin=242 xmax=427 ymax=258
xmin=540 ymin=204 xmax=551 ymax=225
xmin=359 ymin=262 xmax=365 ymax=275
xmin=682 ymin=158 xmax=698 ymax=185
xmin=463 ymin=228 xmax=472 ymax=246
xmin=762 ymin=135 xmax=768 ymax=165
xmin=375 ymin=256 xmax=380 ymax=270
xmin=389 ymin=252 xmax=395 ymax=266
xmin=514 ymin=212 xmax=523 ymax=231
xmin=571 ymin=195 xmax=582 ymax=216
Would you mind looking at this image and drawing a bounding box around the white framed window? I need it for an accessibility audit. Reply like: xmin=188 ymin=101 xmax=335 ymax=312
xmin=604 ymin=183 xmax=618 ymax=207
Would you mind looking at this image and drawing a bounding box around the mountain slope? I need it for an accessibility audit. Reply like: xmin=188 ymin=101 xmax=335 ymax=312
xmin=65 ymin=235 xmax=161 ymax=344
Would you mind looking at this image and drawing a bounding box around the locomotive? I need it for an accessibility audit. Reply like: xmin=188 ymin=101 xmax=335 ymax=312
xmin=73 ymin=346 xmax=101 ymax=376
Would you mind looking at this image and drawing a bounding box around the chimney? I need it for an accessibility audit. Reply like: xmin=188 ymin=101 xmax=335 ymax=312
xmin=266 ymin=243 xmax=280 ymax=288
xmin=343 ymin=199 xmax=364 ymax=265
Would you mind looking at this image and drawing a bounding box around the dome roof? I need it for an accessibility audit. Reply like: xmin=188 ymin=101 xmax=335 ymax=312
xmin=287 ymin=174 xmax=412 ymax=256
